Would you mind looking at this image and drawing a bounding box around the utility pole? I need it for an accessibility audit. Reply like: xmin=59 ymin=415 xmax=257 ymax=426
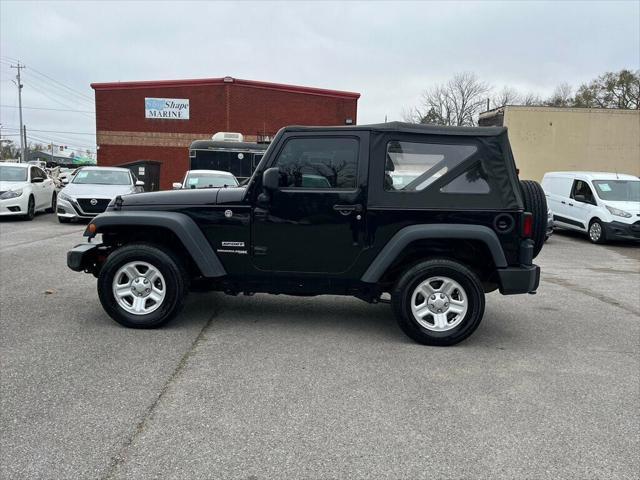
xmin=23 ymin=126 xmax=27 ymax=160
xmin=10 ymin=62 xmax=26 ymax=162
xmin=50 ymin=141 xmax=55 ymax=164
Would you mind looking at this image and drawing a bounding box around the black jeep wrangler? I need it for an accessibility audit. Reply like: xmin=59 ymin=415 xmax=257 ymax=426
xmin=68 ymin=122 xmax=546 ymax=346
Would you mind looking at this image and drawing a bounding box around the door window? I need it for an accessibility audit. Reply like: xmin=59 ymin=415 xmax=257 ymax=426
xmin=30 ymin=167 xmax=44 ymax=182
xmin=571 ymin=180 xmax=595 ymax=204
xmin=273 ymin=137 xmax=359 ymax=189
xmin=384 ymin=141 xmax=477 ymax=191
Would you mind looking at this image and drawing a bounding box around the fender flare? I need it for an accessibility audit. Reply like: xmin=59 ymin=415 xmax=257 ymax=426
xmin=361 ymin=224 xmax=507 ymax=283
xmin=89 ymin=211 xmax=226 ymax=278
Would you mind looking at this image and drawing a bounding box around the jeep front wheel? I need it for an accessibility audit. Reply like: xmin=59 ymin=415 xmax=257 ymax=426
xmin=97 ymin=244 xmax=188 ymax=328
xmin=391 ymin=259 xmax=485 ymax=346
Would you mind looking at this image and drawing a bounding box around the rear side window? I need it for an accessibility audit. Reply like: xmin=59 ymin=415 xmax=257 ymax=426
xmin=384 ymin=141 xmax=477 ymax=192
xmin=273 ymin=137 xmax=359 ymax=189
xmin=543 ymin=176 xmax=572 ymax=196
xmin=440 ymin=162 xmax=490 ymax=194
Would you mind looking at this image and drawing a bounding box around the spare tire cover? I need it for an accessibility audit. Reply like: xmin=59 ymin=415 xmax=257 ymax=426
xmin=520 ymin=180 xmax=548 ymax=259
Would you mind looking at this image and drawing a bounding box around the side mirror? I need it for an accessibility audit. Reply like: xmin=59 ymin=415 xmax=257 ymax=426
xmin=135 ymin=180 xmax=144 ymax=187
xmin=172 ymin=182 xmax=183 ymax=190
xmin=62 ymin=178 xmax=69 ymax=185
xmin=262 ymin=167 xmax=280 ymax=191
xmin=574 ymin=194 xmax=586 ymax=203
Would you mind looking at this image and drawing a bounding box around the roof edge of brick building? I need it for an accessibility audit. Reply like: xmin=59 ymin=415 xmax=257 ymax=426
xmin=90 ymin=76 xmax=361 ymax=99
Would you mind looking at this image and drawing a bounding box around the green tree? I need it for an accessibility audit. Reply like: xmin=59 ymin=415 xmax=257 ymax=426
xmin=573 ymin=70 xmax=639 ymax=109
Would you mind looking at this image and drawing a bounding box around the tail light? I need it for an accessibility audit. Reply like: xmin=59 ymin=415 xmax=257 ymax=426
xmin=522 ymin=212 xmax=533 ymax=238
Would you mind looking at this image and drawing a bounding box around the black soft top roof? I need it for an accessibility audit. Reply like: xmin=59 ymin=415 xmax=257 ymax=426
xmin=284 ymin=121 xmax=506 ymax=137
xmin=190 ymin=140 xmax=269 ymax=151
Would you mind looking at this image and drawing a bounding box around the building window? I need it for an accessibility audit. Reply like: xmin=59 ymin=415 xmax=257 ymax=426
xmin=274 ymin=137 xmax=359 ymax=189
xmin=384 ymin=141 xmax=477 ymax=191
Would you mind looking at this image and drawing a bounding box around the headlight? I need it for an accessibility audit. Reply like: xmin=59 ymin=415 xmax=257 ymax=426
xmin=0 ymin=189 xmax=23 ymax=200
xmin=58 ymin=192 xmax=72 ymax=202
xmin=605 ymin=205 xmax=632 ymax=218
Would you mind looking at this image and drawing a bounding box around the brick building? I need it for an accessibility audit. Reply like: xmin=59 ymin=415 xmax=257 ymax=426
xmin=91 ymin=77 xmax=360 ymax=189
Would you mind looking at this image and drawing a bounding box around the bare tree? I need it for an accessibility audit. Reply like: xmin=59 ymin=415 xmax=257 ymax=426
xmin=1 ymin=140 xmax=19 ymax=160
xmin=546 ymin=82 xmax=573 ymax=107
xmin=410 ymin=72 xmax=491 ymax=126
xmin=401 ymin=106 xmax=423 ymax=123
xmin=491 ymin=86 xmax=522 ymax=109
xmin=521 ymin=92 xmax=544 ymax=106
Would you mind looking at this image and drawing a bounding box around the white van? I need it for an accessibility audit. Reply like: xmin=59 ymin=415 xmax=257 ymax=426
xmin=541 ymin=172 xmax=640 ymax=244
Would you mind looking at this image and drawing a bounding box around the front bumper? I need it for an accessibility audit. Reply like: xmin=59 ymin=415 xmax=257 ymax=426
xmin=0 ymin=195 xmax=28 ymax=216
xmin=497 ymin=264 xmax=540 ymax=295
xmin=603 ymin=220 xmax=640 ymax=242
xmin=67 ymin=243 xmax=102 ymax=273
xmin=57 ymin=197 xmax=97 ymax=220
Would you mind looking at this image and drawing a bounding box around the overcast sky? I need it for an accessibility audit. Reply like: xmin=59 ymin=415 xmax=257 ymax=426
xmin=1 ymin=0 xmax=638 ymax=154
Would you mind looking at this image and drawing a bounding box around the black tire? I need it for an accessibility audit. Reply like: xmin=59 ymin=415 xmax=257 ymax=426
xmin=23 ymin=195 xmax=35 ymax=221
xmin=97 ymin=243 xmax=188 ymax=328
xmin=45 ymin=191 xmax=57 ymax=213
xmin=588 ymin=218 xmax=607 ymax=244
xmin=520 ymin=180 xmax=547 ymax=258
xmin=57 ymin=215 xmax=71 ymax=223
xmin=391 ymin=259 xmax=485 ymax=346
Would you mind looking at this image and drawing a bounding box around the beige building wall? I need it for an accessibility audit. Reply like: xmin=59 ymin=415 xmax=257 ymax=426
xmin=501 ymin=106 xmax=639 ymax=181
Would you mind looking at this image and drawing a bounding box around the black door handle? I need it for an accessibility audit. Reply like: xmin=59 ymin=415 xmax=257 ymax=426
xmin=568 ymin=203 xmax=574 ymax=207
xmin=561 ymin=201 xmax=566 ymax=204
xmin=333 ymin=204 xmax=362 ymax=213
xmin=254 ymin=209 xmax=268 ymax=220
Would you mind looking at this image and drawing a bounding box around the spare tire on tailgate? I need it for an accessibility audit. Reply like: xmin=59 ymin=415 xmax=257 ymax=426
xmin=520 ymin=180 xmax=547 ymax=259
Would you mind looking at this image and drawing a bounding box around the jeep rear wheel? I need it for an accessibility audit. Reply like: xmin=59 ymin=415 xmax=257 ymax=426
xmin=520 ymin=180 xmax=547 ymax=258
xmin=391 ymin=259 xmax=485 ymax=346
xmin=97 ymin=243 xmax=188 ymax=328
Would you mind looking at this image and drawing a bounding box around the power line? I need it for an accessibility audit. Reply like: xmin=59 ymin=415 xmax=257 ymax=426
xmin=3 ymin=126 xmax=96 ymax=136
xmin=26 ymin=80 xmax=96 ymax=119
xmin=26 ymin=72 xmax=94 ymax=108
xmin=0 ymin=104 xmax=95 ymax=114
xmin=27 ymin=68 xmax=94 ymax=103
xmin=1 ymin=55 xmax=93 ymax=103
xmin=26 ymin=133 xmax=97 ymax=152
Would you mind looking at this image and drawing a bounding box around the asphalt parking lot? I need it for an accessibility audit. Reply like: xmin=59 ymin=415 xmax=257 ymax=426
xmin=1 ymin=214 xmax=638 ymax=479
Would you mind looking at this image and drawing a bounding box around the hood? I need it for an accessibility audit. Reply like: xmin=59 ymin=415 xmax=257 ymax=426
xmin=601 ymin=200 xmax=640 ymax=215
xmin=116 ymin=186 xmax=247 ymax=208
xmin=0 ymin=181 xmax=27 ymax=192
xmin=118 ymin=187 xmax=222 ymax=207
xmin=62 ymin=183 xmax=136 ymax=198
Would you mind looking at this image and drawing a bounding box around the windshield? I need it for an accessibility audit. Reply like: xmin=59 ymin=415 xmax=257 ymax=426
xmin=0 ymin=165 xmax=28 ymax=182
xmin=72 ymin=170 xmax=131 ymax=185
xmin=184 ymin=173 xmax=237 ymax=189
xmin=593 ymin=180 xmax=640 ymax=202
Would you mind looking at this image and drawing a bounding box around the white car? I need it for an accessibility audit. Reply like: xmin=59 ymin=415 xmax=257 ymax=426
xmin=0 ymin=162 xmax=57 ymax=220
xmin=542 ymin=171 xmax=640 ymax=243
xmin=57 ymin=167 xmax=144 ymax=223
xmin=173 ymin=170 xmax=239 ymax=189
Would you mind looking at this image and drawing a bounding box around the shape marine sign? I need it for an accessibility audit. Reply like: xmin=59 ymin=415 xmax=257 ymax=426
xmin=145 ymin=97 xmax=190 ymax=119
